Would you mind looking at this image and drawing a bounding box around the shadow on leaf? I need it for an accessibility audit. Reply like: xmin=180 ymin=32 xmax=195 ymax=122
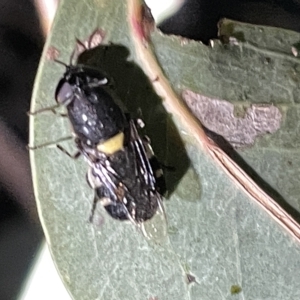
xmin=78 ymin=44 xmax=192 ymax=198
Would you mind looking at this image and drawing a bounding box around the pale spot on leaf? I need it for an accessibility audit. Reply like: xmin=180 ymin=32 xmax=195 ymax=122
xmin=183 ymin=90 xmax=282 ymax=148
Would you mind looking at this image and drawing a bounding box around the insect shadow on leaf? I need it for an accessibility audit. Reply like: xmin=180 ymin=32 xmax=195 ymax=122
xmin=78 ymin=43 xmax=191 ymax=197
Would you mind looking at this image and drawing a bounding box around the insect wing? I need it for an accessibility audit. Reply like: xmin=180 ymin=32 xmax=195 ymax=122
xmin=87 ymin=158 xmax=133 ymax=221
xmin=130 ymin=124 xmax=156 ymax=190
xmin=129 ymin=121 xmax=168 ymax=241
xmin=139 ymin=196 xmax=168 ymax=243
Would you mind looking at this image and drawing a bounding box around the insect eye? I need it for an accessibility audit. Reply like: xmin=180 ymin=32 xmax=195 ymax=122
xmin=55 ymin=81 xmax=74 ymax=105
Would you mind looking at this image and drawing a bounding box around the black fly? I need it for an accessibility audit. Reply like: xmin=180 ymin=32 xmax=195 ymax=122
xmin=30 ymin=41 xmax=167 ymax=230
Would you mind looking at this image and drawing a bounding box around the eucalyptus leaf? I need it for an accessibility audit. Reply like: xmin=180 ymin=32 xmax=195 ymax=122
xmin=30 ymin=1 xmax=300 ymax=299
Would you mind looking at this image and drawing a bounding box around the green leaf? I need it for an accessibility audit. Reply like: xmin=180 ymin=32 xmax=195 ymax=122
xmin=30 ymin=1 xmax=300 ymax=299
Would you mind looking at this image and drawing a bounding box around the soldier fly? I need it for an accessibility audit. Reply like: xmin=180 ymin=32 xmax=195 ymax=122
xmin=30 ymin=40 xmax=167 ymax=230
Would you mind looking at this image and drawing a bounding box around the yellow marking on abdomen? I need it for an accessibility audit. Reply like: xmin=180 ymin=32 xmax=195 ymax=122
xmin=97 ymin=132 xmax=124 ymax=155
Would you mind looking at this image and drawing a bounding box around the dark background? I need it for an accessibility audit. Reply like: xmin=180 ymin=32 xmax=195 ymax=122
xmin=0 ymin=1 xmax=43 ymax=299
xmin=1 ymin=0 xmax=300 ymax=299
xmin=159 ymin=0 xmax=300 ymax=44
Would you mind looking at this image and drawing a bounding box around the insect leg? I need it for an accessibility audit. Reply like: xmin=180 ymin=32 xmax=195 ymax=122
xmin=160 ymin=163 xmax=176 ymax=172
xmin=56 ymin=144 xmax=81 ymax=159
xmin=28 ymin=103 xmax=61 ymax=115
xmin=89 ymin=194 xmax=99 ymax=223
xmin=27 ymin=136 xmax=73 ymax=150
